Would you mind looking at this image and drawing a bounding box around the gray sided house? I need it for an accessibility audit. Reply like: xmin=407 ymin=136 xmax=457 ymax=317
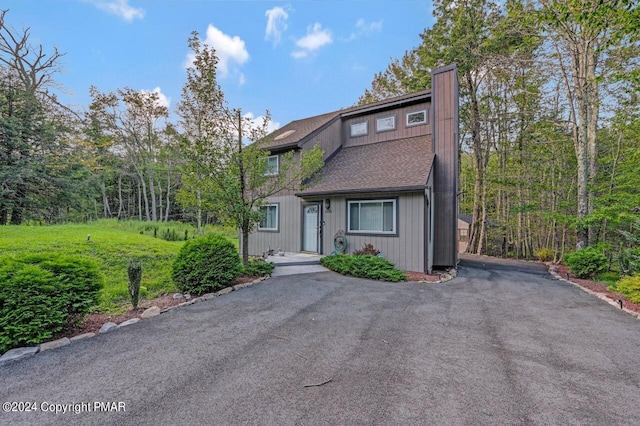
xmin=245 ymin=65 xmax=459 ymax=273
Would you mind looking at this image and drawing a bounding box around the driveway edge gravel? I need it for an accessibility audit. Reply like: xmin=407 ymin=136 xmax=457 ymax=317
xmin=548 ymin=264 xmax=639 ymax=320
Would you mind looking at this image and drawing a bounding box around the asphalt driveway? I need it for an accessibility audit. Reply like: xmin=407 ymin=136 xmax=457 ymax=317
xmin=1 ymin=256 xmax=639 ymax=425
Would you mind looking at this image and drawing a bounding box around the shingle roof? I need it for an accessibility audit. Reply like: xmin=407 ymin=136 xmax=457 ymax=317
xmin=259 ymin=111 xmax=339 ymax=150
xmin=260 ymin=90 xmax=432 ymax=151
xmin=297 ymin=136 xmax=434 ymax=196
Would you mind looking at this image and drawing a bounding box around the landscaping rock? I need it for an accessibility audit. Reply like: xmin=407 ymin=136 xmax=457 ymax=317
xmin=118 ymin=318 xmax=140 ymax=327
xmin=141 ymin=306 xmax=161 ymax=319
xmin=0 ymin=347 xmax=39 ymax=365
xmin=185 ymin=294 xmax=192 ymax=300
xmin=173 ymin=293 xmax=184 ymax=299
xmin=99 ymin=322 xmax=118 ymax=333
xmin=39 ymin=337 xmax=70 ymax=352
xmin=215 ymin=287 xmax=233 ymax=296
xmin=200 ymin=293 xmax=216 ymax=300
xmin=70 ymin=333 xmax=95 ymax=342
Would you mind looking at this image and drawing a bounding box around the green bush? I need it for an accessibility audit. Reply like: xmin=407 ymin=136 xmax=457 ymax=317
xmin=321 ymin=254 xmax=406 ymax=282
xmin=564 ymin=247 xmax=608 ymax=279
xmin=535 ymin=247 xmax=555 ymax=262
xmin=595 ymin=271 xmax=620 ymax=286
xmin=243 ymin=258 xmax=274 ymax=277
xmin=0 ymin=253 xmax=103 ymax=353
xmin=172 ymin=234 xmax=242 ymax=294
xmin=613 ymin=275 xmax=640 ymax=303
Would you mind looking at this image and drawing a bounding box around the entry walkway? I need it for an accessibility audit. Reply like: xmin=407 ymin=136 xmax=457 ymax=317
xmin=266 ymin=252 xmax=329 ymax=276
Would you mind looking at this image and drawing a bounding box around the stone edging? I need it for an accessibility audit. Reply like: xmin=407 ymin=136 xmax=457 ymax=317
xmin=407 ymin=267 xmax=458 ymax=284
xmin=548 ymin=265 xmax=639 ymax=320
xmin=0 ymin=275 xmax=271 ymax=366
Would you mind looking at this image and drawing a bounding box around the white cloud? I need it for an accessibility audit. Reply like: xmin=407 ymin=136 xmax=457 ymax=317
xmin=244 ymin=112 xmax=280 ymax=135
xmin=141 ymin=87 xmax=171 ymax=109
xmin=292 ymin=23 xmax=332 ymax=58
xmin=291 ymin=50 xmax=308 ymax=59
xmin=88 ymin=0 xmax=145 ymax=22
xmin=184 ymin=24 xmax=249 ymax=82
xmin=265 ymin=6 xmax=288 ymax=45
xmin=349 ymin=18 xmax=383 ymax=40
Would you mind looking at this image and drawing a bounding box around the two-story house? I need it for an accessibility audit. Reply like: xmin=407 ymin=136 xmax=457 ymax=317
xmin=244 ymin=65 xmax=459 ymax=273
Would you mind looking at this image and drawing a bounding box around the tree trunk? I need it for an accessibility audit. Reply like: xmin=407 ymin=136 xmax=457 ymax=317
xmin=466 ymin=72 xmax=484 ymax=254
xmin=117 ymin=174 xmax=123 ymax=219
xmin=165 ymin=172 xmax=171 ymax=222
xmin=148 ymin=169 xmax=157 ymax=222
xmin=237 ymin=110 xmax=249 ymax=265
xmin=196 ymin=189 xmax=202 ymax=235
xmin=101 ymin=181 xmax=111 ymax=218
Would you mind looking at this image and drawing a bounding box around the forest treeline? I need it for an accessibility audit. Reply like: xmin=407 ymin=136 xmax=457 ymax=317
xmin=1 ymin=2 xmax=639 ymax=265
xmin=360 ymin=0 xmax=639 ymax=263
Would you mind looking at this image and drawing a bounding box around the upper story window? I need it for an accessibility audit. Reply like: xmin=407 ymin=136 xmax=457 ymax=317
xmin=350 ymin=122 xmax=368 ymax=137
xmin=376 ymin=116 xmax=396 ymax=132
xmin=406 ymin=110 xmax=427 ymax=127
xmin=264 ymin=155 xmax=279 ymax=175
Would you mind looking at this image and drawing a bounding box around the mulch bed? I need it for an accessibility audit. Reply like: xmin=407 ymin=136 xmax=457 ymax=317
xmin=404 ymin=270 xmax=445 ymax=283
xmin=556 ymin=264 xmax=640 ymax=315
xmin=56 ymin=275 xmax=261 ymax=339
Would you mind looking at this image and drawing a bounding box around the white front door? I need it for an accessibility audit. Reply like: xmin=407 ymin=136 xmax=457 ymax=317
xmin=302 ymin=204 xmax=321 ymax=253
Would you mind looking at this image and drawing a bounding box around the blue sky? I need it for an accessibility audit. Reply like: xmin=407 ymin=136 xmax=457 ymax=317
xmin=1 ymin=0 xmax=434 ymax=129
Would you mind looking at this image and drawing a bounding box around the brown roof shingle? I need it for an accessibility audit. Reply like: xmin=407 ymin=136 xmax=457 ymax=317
xmin=297 ymin=136 xmax=434 ymax=196
xmin=260 ymin=111 xmax=338 ymax=150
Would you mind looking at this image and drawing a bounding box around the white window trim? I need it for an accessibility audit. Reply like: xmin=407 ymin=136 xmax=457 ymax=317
xmin=264 ymin=154 xmax=279 ymax=176
xmin=350 ymin=122 xmax=368 ymax=137
xmin=347 ymin=199 xmax=397 ymax=235
xmin=258 ymin=204 xmax=279 ymax=231
xmin=406 ymin=109 xmax=427 ymax=127
xmin=376 ymin=115 xmax=396 ymax=133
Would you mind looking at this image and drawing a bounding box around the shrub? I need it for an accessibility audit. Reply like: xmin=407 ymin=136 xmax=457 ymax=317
xmin=535 ymin=247 xmax=555 ymax=262
xmin=243 ymin=258 xmax=274 ymax=277
xmin=172 ymin=234 xmax=242 ymax=294
xmin=594 ymin=271 xmax=620 ymax=286
xmin=0 ymin=253 xmax=103 ymax=353
xmin=321 ymin=254 xmax=406 ymax=282
xmin=613 ymin=275 xmax=640 ymax=304
xmin=127 ymin=259 xmax=142 ymax=309
xmin=564 ymin=248 xmax=608 ymax=279
xmin=353 ymin=243 xmax=381 ymax=256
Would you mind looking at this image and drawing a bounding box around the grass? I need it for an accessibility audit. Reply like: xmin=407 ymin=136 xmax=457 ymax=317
xmin=0 ymin=220 xmax=238 ymax=313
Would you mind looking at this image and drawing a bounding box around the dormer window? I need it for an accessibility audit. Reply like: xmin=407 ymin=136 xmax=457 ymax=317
xmin=350 ymin=122 xmax=368 ymax=137
xmin=376 ymin=116 xmax=396 ymax=132
xmin=265 ymin=155 xmax=279 ymax=175
xmin=406 ymin=110 xmax=427 ymax=126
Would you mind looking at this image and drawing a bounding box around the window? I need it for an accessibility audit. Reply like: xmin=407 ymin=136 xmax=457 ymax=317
xmin=350 ymin=122 xmax=368 ymax=137
xmin=406 ymin=110 xmax=427 ymax=127
xmin=258 ymin=204 xmax=278 ymax=231
xmin=459 ymin=228 xmax=468 ymax=242
xmin=347 ymin=199 xmax=396 ymax=234
xmin=376 ymin=116 xmax=396 ymax=132
xmin=264 ymin=155 xmax=279 ymax=175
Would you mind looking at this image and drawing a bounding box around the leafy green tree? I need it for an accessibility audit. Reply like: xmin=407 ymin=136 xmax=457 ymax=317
xmin=176 ymin=32 xmax=324 ymax=264
xmin=538 ymin=0 xmax=640 ymax=249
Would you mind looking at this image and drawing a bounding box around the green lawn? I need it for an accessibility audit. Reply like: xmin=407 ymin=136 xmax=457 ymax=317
xmin=0 ymin=220 xmax=238 ymax=313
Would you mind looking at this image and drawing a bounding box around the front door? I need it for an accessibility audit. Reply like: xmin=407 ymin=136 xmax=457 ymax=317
xmin=302 ymin=203 xmax=321 ymax=253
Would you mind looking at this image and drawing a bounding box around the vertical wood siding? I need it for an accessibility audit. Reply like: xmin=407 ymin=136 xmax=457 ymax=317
xmin=432 ymin=66 xmax=459 ymax=267
xmin=343 ymin=102 xmax=432 ymax=148
xmin=317 ymin=192 xmax=425 ymax=272
xmin=247 ymin=195 xmax=302 ymax=256
xmin=301 ymin=118 xmax=342 ymax=161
